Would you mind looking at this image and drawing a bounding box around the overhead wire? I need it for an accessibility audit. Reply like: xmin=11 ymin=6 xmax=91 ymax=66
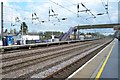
xmin=106 ymin=0 xmax=112 ymax=23
xmin=3 ymin=12 xmax=32 ymax=23
xmin=63 ymin=0 xmax=76 ymax=6
xmin=3 ymin=5 xmax=32 ymax=13
xmin=2 ymin=2 xmax=60 ymax=32
xmin=49 ymin=7 xmax=60 ymax=22
xmin=4 ymin=2 xmax=65 ymax=26
xmin=100 ymin=0 xmax=112 ymax=23
xmin=3 ymin=1 xmax=93 ymax=29
xmin=4 ymin=1 xmax=90 ymax=26
xmin=3 ymin=5 xmax=32 ymax=20
xmin=81 ymin=3 xmax=96 ymax=18
xmin=3 ymin=5 xmax=46 ymax=26
xmin=49 ymin=0 xmax=92 ymax=25
xmin=3 ymin=11 xmax=36 ymax=31
xmin=3 ymin=1 xmax=50 ymax=13
xmin=49 ymin=0 xmax=76 ymax=15
xmin=60 ymin=0 xmax=96 ymax=25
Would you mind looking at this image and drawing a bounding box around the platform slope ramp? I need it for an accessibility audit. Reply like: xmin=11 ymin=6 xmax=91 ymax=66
xmin=59 ymin=27 xmax=76 ymax=41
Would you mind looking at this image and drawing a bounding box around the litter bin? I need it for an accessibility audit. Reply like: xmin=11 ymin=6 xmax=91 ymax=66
xmin=7 ymin=36 xmax=13 ymax=46
xmin=2 ymin=37 xmax=7 ymax=46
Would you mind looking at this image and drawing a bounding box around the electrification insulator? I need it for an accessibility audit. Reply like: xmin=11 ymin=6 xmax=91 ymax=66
xmin=49 ymin=10 xmax=50 ymax=14
xmin=81 ymin=3 xmax=85 ymax=7
xmin=15 ymin=17 xmax=20 ymax=22
xmin=77 ymin=4 xmax=79 ymax=10
xmin=51 ymin=9 xmax=54 ymax=13
xmin=34 ymin=13 xmax=37 ymax=16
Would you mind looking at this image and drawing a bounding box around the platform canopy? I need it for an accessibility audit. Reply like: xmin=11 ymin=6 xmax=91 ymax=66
xmin=76 ymin=23 xmax=120 ymax=29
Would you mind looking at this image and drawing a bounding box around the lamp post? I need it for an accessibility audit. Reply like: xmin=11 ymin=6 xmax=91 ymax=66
xmin=21 ymin=22 xmax=24 ymax=45
xmin=1 ymin=2 xmax=3 ymax=45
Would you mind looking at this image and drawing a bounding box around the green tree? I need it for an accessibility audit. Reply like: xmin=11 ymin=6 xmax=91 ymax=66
xmin=13 ymin=28 xmax=17 ymax=34
xmin=10 ymin=29 xmax=14 ymax=34
xmin=86 ymin=33 xmax=92 ymax=35
xmin=4 ymin=29 xmax=8 ymax=34
xmin=20 ymin=22 xmax=28 ymax=35
xmin=0 ymin=36 xmax=1 ymax=40
xmin=80 ymin=33 xmax=85 ymax=35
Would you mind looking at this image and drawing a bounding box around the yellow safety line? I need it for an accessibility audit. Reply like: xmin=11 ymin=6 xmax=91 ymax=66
xmin=95 ymin=42 xmax=115 ymax=80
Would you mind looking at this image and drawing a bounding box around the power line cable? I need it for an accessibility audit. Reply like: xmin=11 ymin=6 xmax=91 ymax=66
xmin=3 ymin=5 xmax=32 ymax=13
xmin=49 ymin=0 xmax=92 ymax=25
xmin=81 ymin=3 xmax=96 ymax=18
xmin=49 ymin=0 xmax=77 ymax=15
xmin=49 ymin=7 xmax=60 ymax=22
xmin=100 ymin=0 xmax=112 ymax=23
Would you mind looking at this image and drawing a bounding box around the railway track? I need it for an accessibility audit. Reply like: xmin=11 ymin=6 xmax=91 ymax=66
xmin=1 ymin=38 xmax=113 ymax=79
xmin=2 ymin=40 xmax=94 ymax=61
xmin=31 ymin=39 xmax=112 ymax=79
xmin=43 ymin=40 xmax=112 ymax=79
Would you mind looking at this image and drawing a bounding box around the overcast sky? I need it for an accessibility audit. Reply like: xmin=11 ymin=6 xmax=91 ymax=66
xmin=0 ymin=0 xmax=120 ymax=35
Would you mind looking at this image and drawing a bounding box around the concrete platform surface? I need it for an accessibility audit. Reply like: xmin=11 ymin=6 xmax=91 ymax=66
xmin=67 ymin=39 xmax=119 ymax=79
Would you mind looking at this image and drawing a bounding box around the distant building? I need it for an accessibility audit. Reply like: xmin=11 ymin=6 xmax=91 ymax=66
xmin=48 ymin=35 xmax=59 ymax=42
xmin=79 ymin=35 xmax=85 ymax=40
xmin=70 ymin=34 xmax=75 ymax=40
xmin=70 ymin=34 xmax=85 ymax=40
xmin=13 ymin=32 xmax=40 ymax=45
xmin=85 ymin=34 xmax=92 ymax=39
xmin=0 ymin=40 xmax=2 ymax=46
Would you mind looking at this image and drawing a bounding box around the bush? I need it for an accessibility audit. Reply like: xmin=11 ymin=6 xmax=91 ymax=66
xmin=0 ymin=36 xmax=1 ymax=40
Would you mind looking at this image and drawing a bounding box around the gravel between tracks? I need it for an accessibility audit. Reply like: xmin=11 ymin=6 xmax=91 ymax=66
xmin=2 ymin=39 xmax=111 ymax=78
xmin=31 ymin=42 xmax=105 ymax=78
xmin=2 ymin=43 xmax=98 ymax=78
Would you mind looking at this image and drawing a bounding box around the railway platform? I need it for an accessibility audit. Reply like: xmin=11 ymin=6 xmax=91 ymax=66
xmin=67 ymin=39 xmax=119 ymax=79
xmin=0 ymin=39 xmax=95 ymax=52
